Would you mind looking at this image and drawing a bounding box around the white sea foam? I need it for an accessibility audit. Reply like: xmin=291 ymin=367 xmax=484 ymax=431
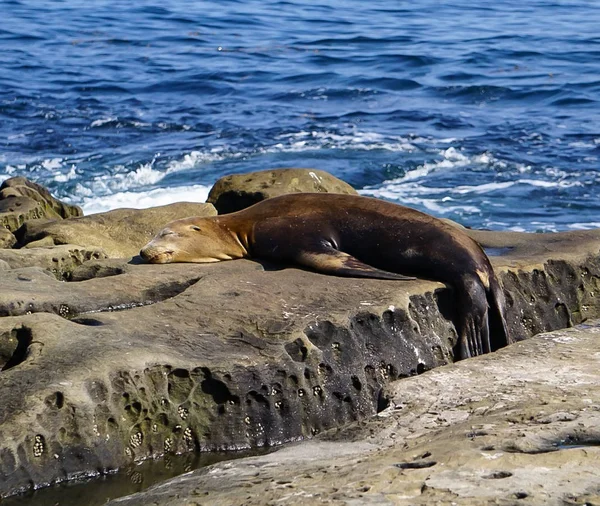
xmin=90 ymin=117 xmax=117 ymax=128
xmin=7 ymin=132 xmax=30 ymax=140
xmin=361 ymin=147 xmax=495 ymax=196
xmin=518 ymin=177 xmax=582 ymax=188
xmin=568 ymin=141 xmax=597 ymax=149
xmin=81 ymin=165 xmax=163 ymax=195
xmin=72 ymin=150 xmax=233 ymax=201
xmin=77 ymin=184 xmax=211 ymax=215
xmin=362 ymin=176 xmax=582 ymax=208
xmin=42 ymin=158 xmax=63 ymax=170
xmin=165 ymin=149 xmax=230 ymax=172
xmin=118 ymin=162 xmax=165 ymax=186
xmin=452 ymin=181 xmax=515 ymax=194
xmin=568 ymin=222 xmax=600 ymax=230
xmin=54 ymin=165 xmax=78 ymax=183
xmin=271 ymin=130 xmax=417 ymax=153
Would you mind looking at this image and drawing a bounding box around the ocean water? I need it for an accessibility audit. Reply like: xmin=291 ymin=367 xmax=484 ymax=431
xmin=1 ymin=0 xmax=599 ymax=231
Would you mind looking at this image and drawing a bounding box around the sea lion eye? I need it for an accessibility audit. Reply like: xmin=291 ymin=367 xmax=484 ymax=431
xmin=191 ymin=225 xmax=202 ymax=232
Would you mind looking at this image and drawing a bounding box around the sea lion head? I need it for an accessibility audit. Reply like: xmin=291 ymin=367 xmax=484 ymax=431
xmin=140 ymin=216 xmax=244 ymax=264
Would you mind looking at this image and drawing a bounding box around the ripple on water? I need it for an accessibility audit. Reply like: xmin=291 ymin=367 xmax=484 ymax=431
xmin=0 ymin=0 xmax=599 ymax=231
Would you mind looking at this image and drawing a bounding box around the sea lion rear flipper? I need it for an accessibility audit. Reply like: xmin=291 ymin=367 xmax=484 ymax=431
xmin=456 ymin=274 xmax=491 ymax=360
xmin=296 ymin=249 xmax=415 ymax=281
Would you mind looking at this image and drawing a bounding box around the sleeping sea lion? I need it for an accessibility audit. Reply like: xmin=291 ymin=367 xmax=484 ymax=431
xmin=140 ymin=193 xmax=512 ymax=359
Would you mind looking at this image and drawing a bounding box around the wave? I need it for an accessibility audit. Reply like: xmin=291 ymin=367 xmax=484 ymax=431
xmin=269 ymin=130 xmax=419 ymax=153
xmin=75 ymin=184 xmax=211 ymax=215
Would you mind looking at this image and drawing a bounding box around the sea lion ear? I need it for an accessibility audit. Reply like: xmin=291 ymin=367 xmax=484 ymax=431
xmin=191 ymin=225 xmax=202 ymax=232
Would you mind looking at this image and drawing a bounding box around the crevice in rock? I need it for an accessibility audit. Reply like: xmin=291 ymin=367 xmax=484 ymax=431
xmin=556 ymin=435 xmax=600 ymax=449
xmin=376 ymin=389 xmax=389 ymax=412
xmin=69 ymin=318 xmax=106 ymax=327
xmin=68 ymin=265 xmax=126 ymax=282
xmin=484 ymin=247 xmax=514 ymax=256
xmin=200 ymin=368 xmax=239 ymax=405
xmin=284 ymin=339 xmax=309 ymax=363
xmin=483 ymin=471 xmax=512 ymax=479
xmin=140 ymin=278 xmax=201 ymax=305
xmin=395 ymin=460 xmax=437 ymax=469
xmin=70 ymin=277 xmax=202 ymax=318
xmin=1 ymin=327 xmax=33 ymax=371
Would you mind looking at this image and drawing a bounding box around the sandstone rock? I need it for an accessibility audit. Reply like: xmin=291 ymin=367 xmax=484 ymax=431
xmin=16 ymin=202 xmax=217 ymax=258
xmin=0 ymin=227 xmax=599 ymax=499
xmin=0 ymin=245 xmax=108 ymax=280
xmin=0 ymin=262 xmax=204 ymax=318
xmin=107 ymin=321 xmax=600 ymax=506
xmin=207 ymin=168 xmax=358 ymax=214
xmin=0 ymin=228 xmax=16 ymax=249
xmin=0 ymin=177 xmax=82 ymax=232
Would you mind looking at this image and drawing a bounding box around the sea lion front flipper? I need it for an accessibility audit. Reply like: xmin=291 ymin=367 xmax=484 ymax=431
xmin=296 ymin=248 xmax=415 ymax=281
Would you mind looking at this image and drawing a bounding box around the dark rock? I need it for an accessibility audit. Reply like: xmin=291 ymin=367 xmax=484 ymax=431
xmin=0 ymin=227 xmax=599 ymax=498
xmin=17 ymin=202 xmax=217 ymax=258
xmin=0 ymin=177 xmax=82 ymax=232
xmin=207 ymin=168 xmax=358 ymax=214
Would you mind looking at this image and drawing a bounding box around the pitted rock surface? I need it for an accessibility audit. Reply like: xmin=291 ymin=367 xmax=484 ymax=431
xmin=0 ymin=245 xmax=108 ymax=280
xmin=0 ymin=222 xmax=599 ymax=498
xmin=107 ymin=321 xmax=600 ymax=506
xmin=0 ymin=263 xmax=203 ymax=318
xmin=207 ymin=168 xmax=358 ymax=214
xmin=0 ymin=260 xmax=455 ymax=497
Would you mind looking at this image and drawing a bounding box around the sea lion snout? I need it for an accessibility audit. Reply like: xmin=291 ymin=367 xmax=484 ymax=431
xmin=140 ymin=242 xmax=174 ymax=263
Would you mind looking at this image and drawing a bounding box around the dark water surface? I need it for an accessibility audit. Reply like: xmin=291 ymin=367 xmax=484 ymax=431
xmin=1 ymin=0 xmax=599 ymax=230
xmin=1 ymin=449 xmax=268 ymax=506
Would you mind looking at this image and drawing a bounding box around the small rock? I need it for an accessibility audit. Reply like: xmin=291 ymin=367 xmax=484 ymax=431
xmin=0 ymin=177 xmax=82 ymax=231
xmin=207 ymin=168 xmax=358 ymax=214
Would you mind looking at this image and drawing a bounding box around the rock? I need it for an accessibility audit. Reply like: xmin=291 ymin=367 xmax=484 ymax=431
xmin=0 ymin=227 xmax=599 ymax=498
xmin=107 ymin=320 xmax=600 ymax=506
xmin=16 ymin=202 xmax=217 ymax=258
xmin=0 ymin=245 xmax=109 ymax=280
xmin=207 ymin=168 xmax=358 ymax=214
xmin=0 ymin=228 xmax=16 ymax=249
xmin=0 ymin=263 xmax=201 ymax=317
xmin=0 ymin=177 xmax=82 ymax=232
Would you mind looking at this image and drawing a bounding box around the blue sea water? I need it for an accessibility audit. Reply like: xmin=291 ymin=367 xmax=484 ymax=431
xmin=1 ymin=0 xmax=599 ymax=231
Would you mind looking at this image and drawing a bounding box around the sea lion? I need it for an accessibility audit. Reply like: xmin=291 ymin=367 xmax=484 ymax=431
xmin=140 ymin=193 xmax=512 ymax=359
